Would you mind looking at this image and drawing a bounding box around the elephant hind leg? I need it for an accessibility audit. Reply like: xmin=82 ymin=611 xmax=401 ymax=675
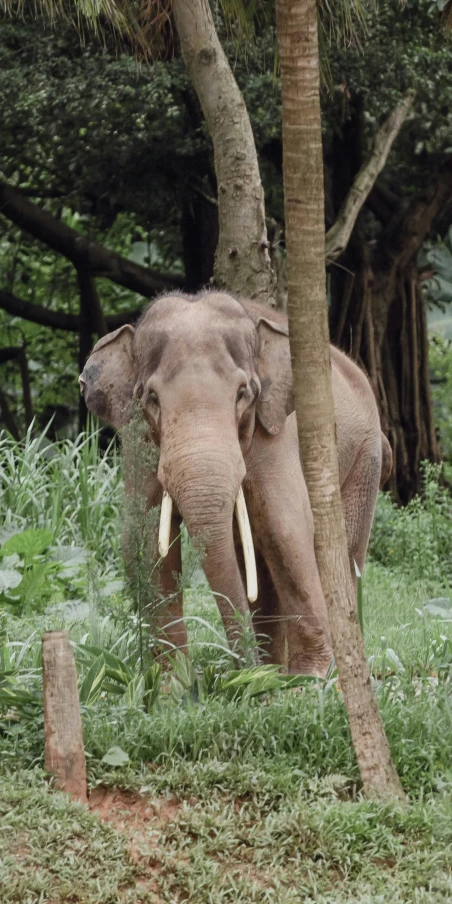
xmin=341 ymin=445 xmax=382 ymax=574
xmin=380 ymin=433 xmax=393 ymax=488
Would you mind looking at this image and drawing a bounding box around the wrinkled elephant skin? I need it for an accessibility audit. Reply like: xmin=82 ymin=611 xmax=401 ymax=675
xmin=80 ymin=291 xmax=391 ymax=676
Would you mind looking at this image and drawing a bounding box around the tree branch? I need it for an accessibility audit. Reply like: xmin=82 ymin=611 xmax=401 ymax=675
xmin=0 ymin=180 xmax=185 ymax=297
xmin=0 ymin=288 xmax=144 ymax=332
xmin=380 ymin=158 xmax=452 ymax=267
xmin=325 ymin=91 xmax=415 ymax=262
xmin=0 ymin=346 xmax=23 ymax=365
xmin=77 ymin=269 xmax=108 ymax=337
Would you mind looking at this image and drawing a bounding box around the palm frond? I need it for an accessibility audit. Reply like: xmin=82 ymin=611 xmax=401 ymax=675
xmin=219 ymin=0 xmax=370 ymax=48
xmin=0 ymin=0 xmax=150 ymax=56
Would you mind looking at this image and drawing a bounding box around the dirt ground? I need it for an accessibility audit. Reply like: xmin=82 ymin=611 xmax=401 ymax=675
xmin=89 ymin=785 xmax=184 ymax=900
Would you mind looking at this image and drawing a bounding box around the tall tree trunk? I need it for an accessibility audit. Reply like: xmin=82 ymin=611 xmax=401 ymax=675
xmin=181 ymin=189 xmax=218 ymax=290
xmin=172 ymin=0 xmax=275 ymax=302
xmin=275 ymin=0 xmax=404 ymax=799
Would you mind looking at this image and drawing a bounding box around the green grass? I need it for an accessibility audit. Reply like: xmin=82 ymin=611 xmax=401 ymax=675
xmin=1 ymin=770 xmax=452 ymax=903
xmin=0 ymin=771 xmax=137 ymax=904
xmin=1 ymin=429 xmax=452 ymax=901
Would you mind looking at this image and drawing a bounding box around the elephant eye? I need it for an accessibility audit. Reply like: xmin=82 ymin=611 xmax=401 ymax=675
xmin=147 ymin=389 xmax=160 ymax=407
xmin=236 ymin=384 xmax=247 ymax=403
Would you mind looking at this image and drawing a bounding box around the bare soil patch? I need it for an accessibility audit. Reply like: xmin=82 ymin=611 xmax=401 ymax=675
xmin=88 ymin=785 xmax=185 ymax=900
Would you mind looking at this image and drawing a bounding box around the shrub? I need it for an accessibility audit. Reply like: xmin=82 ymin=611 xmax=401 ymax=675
xmin=370 ymin=462 xmax=452 ymax=584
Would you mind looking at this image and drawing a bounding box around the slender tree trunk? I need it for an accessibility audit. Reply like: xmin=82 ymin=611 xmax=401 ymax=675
xmin=18 ymin=348 xmax=33 ymax=428
xmin=77 ymin=270 xmax=94 ymax=431
xmin=172 ymin=0 xmax=275 ymax=302
xmin=0 ymin=386 xmax=20 ymax=439
xmin=275 ymin=0 xmax=404 ymax=799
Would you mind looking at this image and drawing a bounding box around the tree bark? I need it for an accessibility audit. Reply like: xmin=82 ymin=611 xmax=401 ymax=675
xmin=42 ymin=630 xmax=87 ymax=803
xmin=325 ymin=91 xmax=415 ymax=262
xmin=276 ymin=0 xmax=404 ymax=800
xmin=76 ymin=269 xmax=103 ymax=430
xmin=172 ymin=0 xmax=275 ymax=302
xmin=181 ymin=188 xmax=218 ymax=290
xmin=76 ymin=268 xmax=108 ymax=338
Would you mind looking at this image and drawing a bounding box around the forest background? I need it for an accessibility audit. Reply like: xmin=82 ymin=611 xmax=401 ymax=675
xmin=2 ymin=2 xmax=452 ymax=900
xmin=1 ymin=0 xmax=452 ymax=502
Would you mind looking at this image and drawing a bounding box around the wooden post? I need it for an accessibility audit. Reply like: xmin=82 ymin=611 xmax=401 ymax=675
xmin=42 ymin=630 xmax=87 ymax=803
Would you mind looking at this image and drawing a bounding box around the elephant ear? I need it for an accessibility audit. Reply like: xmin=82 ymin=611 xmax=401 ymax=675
xmin=255 ymin=315 xmax=294 ymax=435
xmin=79 ymin=325 xmax=136 ymax=429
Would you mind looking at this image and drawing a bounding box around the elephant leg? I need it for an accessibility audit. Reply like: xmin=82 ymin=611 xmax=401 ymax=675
xmin=122 ymin=473 xmax=187 ymax=662
xmin=153 ymin=514 xmax=187 ymax=659
xmin=340 ymin=445 xmax=382 ymax=575
xmin=249 ymin=551 xmax=286 ymax=666
xmin=234 ymin=532 xmax=277 ymax=662
xmin=245 ymin=423 xmax=333 ymax=676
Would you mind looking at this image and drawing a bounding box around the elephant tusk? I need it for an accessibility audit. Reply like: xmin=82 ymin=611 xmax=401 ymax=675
xmin=235 ymin=486 xmax=258 ymax=603
xmin=158 ymin=491 xmax=173 ymax=558
xmin=78 ymin=375 xmax=85 ymax=396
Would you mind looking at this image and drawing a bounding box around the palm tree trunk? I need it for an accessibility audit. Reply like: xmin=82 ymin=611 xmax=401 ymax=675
xmin=172 ymin=0 xmax=275 ymax=302
xmin=275 ymin=0 xmax=404 ymax=800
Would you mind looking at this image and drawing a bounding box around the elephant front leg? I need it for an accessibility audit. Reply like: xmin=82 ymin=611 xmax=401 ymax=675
xmin=152 ymin=514 xmax=187 ymax=659
xmin=245 ymin=425 xmax=333 ymax=676
xmin=122 ymin=474 xmax=187 ymax=663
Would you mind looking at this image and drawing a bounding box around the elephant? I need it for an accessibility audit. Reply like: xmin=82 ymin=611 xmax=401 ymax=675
xmin=79 ymin=290 xmax=391 ymax=676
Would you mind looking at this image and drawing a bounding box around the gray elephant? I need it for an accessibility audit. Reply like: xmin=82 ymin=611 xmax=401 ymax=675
xmin=79 ymin=291 xmax=391 ymax=676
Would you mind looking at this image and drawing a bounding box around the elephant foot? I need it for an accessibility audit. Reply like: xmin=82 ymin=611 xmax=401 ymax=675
xmin=287 ymin=649 xmax=333 ymax=678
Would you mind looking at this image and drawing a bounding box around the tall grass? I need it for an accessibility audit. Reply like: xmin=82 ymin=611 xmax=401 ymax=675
xmin=0 ymin=421 xmax=122 ymax=564
xmin=369 ymin=462 xmax=452 ymax=585
xmin=1 ymin=424 xmax=452 ymax=802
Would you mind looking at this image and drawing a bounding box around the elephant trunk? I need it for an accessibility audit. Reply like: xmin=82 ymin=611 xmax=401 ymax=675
xmin=157 ymin=425 xmax=252 ymax=642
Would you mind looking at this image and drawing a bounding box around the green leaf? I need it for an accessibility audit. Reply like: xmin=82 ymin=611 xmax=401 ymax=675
xmin=215 ymin=665 xmax=282 ymax=700
xmin=143 ymin=663 xmax=161 ymax=712
xmin=101 ymin=746 xmax=130 ymax=766
xmin=76 ymin=644 xmax=133 ymax=686
xmin=169 ymin=650 xmax=196 ymax=691
xmin=79 ymin=655 xmax=106 ymax=705
xmin=0 ymin=569 xmax=22 ymax=594
xmin=0 ymin=685 xmax=39 ymax=708
xmin=201 ymin=664 xmax=218 ymax=696
xmin=170 ymin=675 xmax=186 ymax=704
xmin=0 ymin=529 xmax=54 ymax=561
xmin=121 ymin=674 xmax=144 ymax=707
xmin=424 ymin=598 xmax=452 ymax=619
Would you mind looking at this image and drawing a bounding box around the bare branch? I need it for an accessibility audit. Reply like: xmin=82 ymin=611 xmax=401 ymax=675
xmin=325 ymin=91 xmax=415 ymax=262
xmin=0 ymin=180 xmax=185 ymax=297
xmin=0 ymin=288 xmax=143 ymax=331
xmin=0 ymin=346 xmax=23 ymax=365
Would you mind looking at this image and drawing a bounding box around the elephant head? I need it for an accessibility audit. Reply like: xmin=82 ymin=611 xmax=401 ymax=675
xmin=79 ymin=291 xmax=294 ymax=631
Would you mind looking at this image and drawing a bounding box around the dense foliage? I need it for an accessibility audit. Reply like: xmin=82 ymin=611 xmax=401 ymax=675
xmin=1 ymin=1 xmax=451 ymax=439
